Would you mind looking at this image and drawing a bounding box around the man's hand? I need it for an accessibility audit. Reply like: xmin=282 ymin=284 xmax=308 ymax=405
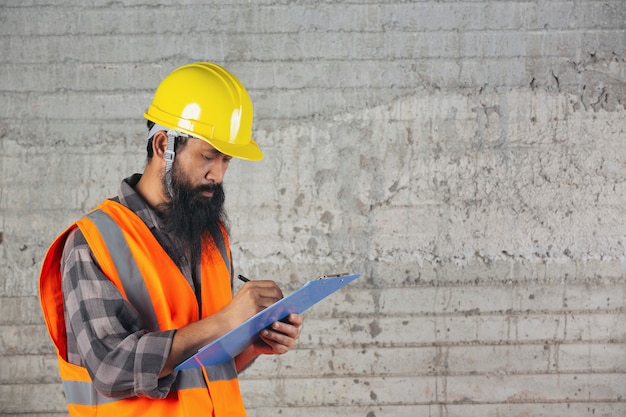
xmin=253 ymin=313 xmax=303 ymax=355
xmin=225 ymin=280 xmax=286 ymax=327
xmin=234 ymin=313 xmax=303 ymax=372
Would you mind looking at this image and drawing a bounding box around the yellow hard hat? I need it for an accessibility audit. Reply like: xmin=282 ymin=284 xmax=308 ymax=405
xmin=144 ymin=62 xmax=263 ymax=160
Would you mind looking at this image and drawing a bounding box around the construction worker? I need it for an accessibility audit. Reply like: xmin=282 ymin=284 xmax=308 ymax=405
xmin=40 ymin=62 xmax=302 ymax=416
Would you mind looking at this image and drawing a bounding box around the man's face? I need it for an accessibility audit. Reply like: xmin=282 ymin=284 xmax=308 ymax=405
xmin=171 ymin=138 xmax=232 ymax=191
xmin=158 ymin=138 xmax=231 ymax=263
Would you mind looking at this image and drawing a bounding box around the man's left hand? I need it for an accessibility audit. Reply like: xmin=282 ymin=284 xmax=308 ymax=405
xmin=253 ymin=313 xmax=303 ymax=355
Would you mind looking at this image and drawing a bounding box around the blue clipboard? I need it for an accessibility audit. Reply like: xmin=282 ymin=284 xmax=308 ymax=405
xmin=175 ymin=273 xmax=361 ymax=370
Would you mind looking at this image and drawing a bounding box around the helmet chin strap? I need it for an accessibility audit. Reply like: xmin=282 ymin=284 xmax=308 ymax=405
xmin=164 ymin=131 xmax=177 ymax=198
xmin=147 ymin=123 xmax=189 ymax=198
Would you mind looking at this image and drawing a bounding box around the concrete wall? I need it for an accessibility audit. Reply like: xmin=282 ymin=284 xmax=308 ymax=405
xmin=1 ymin=1 xmax=625 ymax=416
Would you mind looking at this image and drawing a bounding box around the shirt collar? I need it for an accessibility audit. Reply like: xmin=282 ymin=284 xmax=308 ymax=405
xmin=117 ymin=174 xmax=164 ymax=231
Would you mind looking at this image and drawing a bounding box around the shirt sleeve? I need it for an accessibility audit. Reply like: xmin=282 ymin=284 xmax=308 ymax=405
xmin=61 ymin=227 xmax=177 ymax=399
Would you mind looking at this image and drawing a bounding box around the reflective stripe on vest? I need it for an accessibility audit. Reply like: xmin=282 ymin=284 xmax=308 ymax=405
xmin=86 ymin=209 xmax=160 ymax=332
xmin=62 ymin=380 xmax=116 ymax=406
xmin=62 ymin=366 xmax=236 ymax=407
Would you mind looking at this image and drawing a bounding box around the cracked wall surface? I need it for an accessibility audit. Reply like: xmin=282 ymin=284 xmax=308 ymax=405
xmin=1 ymin=1 xmax=625 ymax=416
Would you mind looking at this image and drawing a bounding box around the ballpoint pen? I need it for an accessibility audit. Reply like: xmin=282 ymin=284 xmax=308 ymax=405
xmin=238 ymin=274 xmax=250 ymax=283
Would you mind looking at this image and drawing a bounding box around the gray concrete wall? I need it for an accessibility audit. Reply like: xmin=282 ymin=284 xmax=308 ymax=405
xmin=1 ymin=1 xmax=625 ymax=416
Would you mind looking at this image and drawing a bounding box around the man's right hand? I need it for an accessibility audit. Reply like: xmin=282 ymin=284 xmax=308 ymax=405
xmin=225 ymin=280 xmax=285 ymax=327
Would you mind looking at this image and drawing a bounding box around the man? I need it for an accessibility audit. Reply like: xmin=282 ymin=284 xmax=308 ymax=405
xmin=39 ymin=62 xmax=302 ymax=416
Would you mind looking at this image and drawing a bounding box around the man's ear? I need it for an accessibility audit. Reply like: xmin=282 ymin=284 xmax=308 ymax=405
xmin=152 ymin=131 xmax=169 ymax=159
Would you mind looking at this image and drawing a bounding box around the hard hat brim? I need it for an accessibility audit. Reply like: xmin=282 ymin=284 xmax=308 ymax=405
xmin=144 ymin=112 xmax=263 ymax=161
xmin=206 ymin=136 xmax=264 ymax=161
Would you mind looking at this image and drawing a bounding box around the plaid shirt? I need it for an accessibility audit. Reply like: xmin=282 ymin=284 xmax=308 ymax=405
xmin=61 ymin=174 xmax=200 ymax=399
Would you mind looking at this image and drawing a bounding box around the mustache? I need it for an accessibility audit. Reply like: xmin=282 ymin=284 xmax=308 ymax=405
xmin=195 ymin=182 xmax=221 ymax=194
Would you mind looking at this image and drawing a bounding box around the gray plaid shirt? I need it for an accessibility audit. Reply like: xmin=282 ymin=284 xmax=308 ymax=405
xmin=61 ymin=174 xmax=197 ymax=399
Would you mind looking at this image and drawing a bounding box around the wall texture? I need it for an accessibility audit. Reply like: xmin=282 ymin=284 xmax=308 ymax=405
xmin=1 ymin=1 xmax=625 ymax=416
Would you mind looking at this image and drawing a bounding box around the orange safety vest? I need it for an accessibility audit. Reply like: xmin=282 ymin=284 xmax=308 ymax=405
xmin=39 ymin=199 xmax=247 ymax=417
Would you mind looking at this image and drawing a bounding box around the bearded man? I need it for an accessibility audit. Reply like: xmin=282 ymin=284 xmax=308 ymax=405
xmin=39 ymin=62 xmax=302 ymax=417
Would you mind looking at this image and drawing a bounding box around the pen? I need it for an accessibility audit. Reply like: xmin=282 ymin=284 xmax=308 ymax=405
xmin=238 ymin=274 xmax=250 ymax=283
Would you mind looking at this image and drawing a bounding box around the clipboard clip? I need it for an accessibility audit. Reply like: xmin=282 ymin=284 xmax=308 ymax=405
xmin=319 ymin=273 xmax=350 ymax=279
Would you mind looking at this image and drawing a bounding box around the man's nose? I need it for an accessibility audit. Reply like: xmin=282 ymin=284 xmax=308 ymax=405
xmin=207 ymin=159 xmax=228 ymax=183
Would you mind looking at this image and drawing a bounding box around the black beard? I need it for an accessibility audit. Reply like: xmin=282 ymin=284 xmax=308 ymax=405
xmin=157 ymin=164 xmax=228 ymax=267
